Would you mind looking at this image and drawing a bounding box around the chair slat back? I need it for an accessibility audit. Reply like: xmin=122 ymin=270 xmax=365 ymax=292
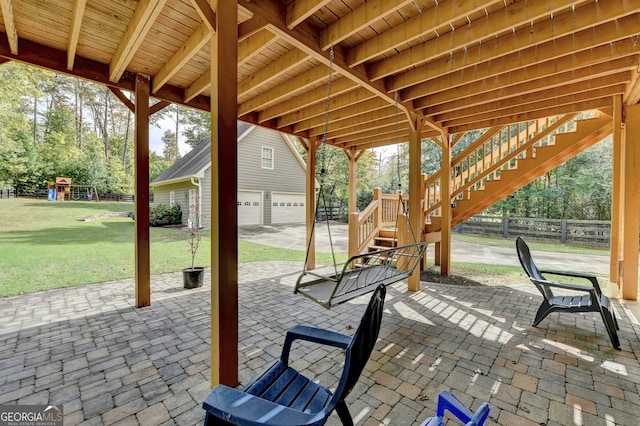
xmin=516 ymin=237 xmax=545 ymax=281
xmin=333 ymin=284 xmax=386 ymax=403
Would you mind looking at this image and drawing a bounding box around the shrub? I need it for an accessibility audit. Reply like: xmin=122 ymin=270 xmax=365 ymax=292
xmin=150 ymin=204 xmax=182 ymax=227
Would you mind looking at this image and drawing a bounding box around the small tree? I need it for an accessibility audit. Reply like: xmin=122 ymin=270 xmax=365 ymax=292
xmin=185 ymin=200 xmax=201 ymax=270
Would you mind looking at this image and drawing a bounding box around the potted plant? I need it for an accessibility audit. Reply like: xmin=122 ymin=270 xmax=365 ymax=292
xmin=183 ymin=213 xmax=205 ymax=289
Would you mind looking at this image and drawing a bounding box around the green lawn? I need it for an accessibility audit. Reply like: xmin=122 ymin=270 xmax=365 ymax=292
xmin=0 ymin=199 xmax=344 ymax=297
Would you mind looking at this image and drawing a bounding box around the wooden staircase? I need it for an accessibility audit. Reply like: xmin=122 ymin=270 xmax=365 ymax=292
xmin=424 ymin=111 xmax=613 ymax=237
xmin=350 ymin=110 xmax=613 ymax=256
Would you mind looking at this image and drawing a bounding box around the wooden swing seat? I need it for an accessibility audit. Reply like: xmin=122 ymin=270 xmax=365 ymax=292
xmin=295 ymin=242 xmax=427 ymax=309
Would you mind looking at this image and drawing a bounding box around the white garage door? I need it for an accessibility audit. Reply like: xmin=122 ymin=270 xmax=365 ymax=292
xmin=272 ymin=192 xmax=305 ymax=224
xmin=237 ymin=191 xmax=262 ymax=225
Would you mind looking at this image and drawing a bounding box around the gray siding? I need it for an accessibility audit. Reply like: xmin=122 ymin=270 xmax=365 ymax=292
xmin=153 ymin=181 xmax=197 ymax=225
xmin=237 ymin=128 xmax=306 ymax=224
xmin=200 ymin=167 xmax=212 ymax=228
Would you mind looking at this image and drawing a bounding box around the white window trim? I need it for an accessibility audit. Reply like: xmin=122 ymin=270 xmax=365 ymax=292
xmin=261 ymin=146 xmax=274 ymax=170
xmin=169 ymin=191 xmax=175 ymax=207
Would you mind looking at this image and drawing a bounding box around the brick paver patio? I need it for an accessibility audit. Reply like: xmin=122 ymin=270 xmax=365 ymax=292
xmin=1 ymin=261 xmax=639 ymax=425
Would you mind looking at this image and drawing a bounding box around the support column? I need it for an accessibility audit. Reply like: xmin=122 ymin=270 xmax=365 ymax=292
xmin=609 ymin=96 xmax=623 ymax=298
xmin=134 ymin=73 xmax=151 ymax=308
xmin=440 ymin=132 xmax=452 ymax=276
xmin=408 ymin=117 xmax=424 ymax=291
xmin=621 ymin=104 xmax=640 ymax=300
xmin=210 ymin=0 xmax=238 ymax=387
xmin=306 ymin=138 xmax=319 ymax=269
xmin=346 ymin=148 xmax=361 ymax=258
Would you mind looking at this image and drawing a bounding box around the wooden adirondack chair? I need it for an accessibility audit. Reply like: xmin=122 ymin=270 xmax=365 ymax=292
xmin=516 ymin=237 xmax=620 ymax=350
xmin=202 ymin=284 xmax=387 ymax=425
xmin=420 ymin=391 xmax=491 ymax=426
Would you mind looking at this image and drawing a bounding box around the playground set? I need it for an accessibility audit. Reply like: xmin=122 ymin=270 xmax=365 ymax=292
xmin=47 ymin=177 xmax=99 ymax=202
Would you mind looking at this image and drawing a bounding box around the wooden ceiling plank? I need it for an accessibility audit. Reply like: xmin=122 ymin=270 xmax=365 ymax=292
xmin=445 ymin=97 xmax=614 ymax=131
xmin=67 ymin=0 xmax=88 ymax=70
xmin=152 ymin=23 xmax=211 ymax=93
xmin=416 ymin=55 xmax=638 ymax=111
xmin=308 ymin=105 xmax=397 ymax=137
xmin=317 ymin=114 xmax=407 ymax=140
xmin=320 ymin=0 xmax=415 ymax=50
xmin=238 ymin=64 xmax=329 ymax=116
xmin=278 ymin=86 xmax=376 ymax=128
xmin=240 ymin=0 xmax=430 ymax=130
xmin=239 ymin=48 xmax=309 ymax=96
xmin=0 ymin=0 xmax=18 ymax=54
xmin=347 ymin=0 xmax=494 ymax=68
xmin=392 ymin=6 xmax=640 ymax=94
xmin=109 ymin=0 xmax=168 ymax=82
xmin=428 ymin=72 xmax=631 ymax=118
xmin=189 ymin=0 xmax=216 ymax=33
xmin=435 ymin=85 xmax=627 ymax=125
xmin=259 ymin=77 xmax=358 ymax=122
xmin=334 ymin=126 xmax=405 ymax=146
xmin=286 ymin=0 xmax=332 ymax=30
xmin=370 ymin=0 xmax=614 ymax=81
xmin=294 ymin=97 xmax=391 ymax=132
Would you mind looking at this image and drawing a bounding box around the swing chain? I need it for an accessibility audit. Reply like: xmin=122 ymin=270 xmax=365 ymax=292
xmin=320 ymin=45 xmax=335 ymax=179
xmin=394 ymin=90 xmax=401 ymax=192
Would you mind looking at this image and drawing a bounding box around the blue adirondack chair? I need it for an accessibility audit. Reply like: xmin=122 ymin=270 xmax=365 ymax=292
xmin=421 ymin=391 xmax=491 ymax=426
xmin=202 ymin=284 xmax=387 ymax=425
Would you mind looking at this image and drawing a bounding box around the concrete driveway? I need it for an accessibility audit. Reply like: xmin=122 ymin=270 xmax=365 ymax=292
xmin=238 ymin=223 xmax=612 ymax=276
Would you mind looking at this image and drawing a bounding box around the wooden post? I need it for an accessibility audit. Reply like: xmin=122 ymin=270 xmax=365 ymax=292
xmin=609 ymin=95 xmax=623 ymax=298
xmin=408 ymin=116 xmax=423 ymax=291
xmin=346 ymin=148 xmax=359 ymax=258
xmin=440 ymin=131 xmax=452 ymax=276
xmin=621 ymin=104 xmax=640 ymax=301
xmin=306 ymin=138 xmax=319 ymax=269
xmin=134 ymin=73 xmax=151 ymax=308
xmin=210 ymin=0 xmax=238 ymax=387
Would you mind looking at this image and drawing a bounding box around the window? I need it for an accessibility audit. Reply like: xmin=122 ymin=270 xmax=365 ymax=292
xmin=169 ymin=191 xmax=175 ymax=207
xmin=262 ymin=146 xmax=274 ymax=169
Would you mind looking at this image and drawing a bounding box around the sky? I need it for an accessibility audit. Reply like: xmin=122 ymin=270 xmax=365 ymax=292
xmin=149 ymin=117 xmax=192 ymax=157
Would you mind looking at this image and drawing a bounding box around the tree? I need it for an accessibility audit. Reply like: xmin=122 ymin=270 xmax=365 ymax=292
xmin=161 ymin=130 xmax=179 ymax=161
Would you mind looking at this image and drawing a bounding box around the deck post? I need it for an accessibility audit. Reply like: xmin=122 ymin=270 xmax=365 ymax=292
xmin=408 ymin=116 xmax=423 ymax=291
xmin=440 ymin=131 xmax=452 ymax=276
xmin=210 ymin=0 xmax=239 ymax=387
xmin=346 ymin=148 xmax=360 ymax=258
xmin=306 ymin=138 xmax=319 ymax=269
xmin=134 ymin=73 xmax=151 ymax=308
xmin=622 ymin=103 xmax=640 ymax=300
xmin=609 ymin=95 xmax=623 ymax=298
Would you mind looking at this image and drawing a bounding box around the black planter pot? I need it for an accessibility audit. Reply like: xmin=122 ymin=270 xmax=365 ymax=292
xmin=183 ymin=267 xmax=205 ymax=289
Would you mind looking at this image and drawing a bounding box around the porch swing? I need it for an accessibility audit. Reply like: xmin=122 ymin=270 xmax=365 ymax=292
xmin=294 ymin=47 xmax=427 ymax=309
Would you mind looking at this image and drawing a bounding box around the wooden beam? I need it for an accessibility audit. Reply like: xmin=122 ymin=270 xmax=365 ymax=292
xmin=0 ymin=37 xmax=211 ymax=113
xmin=305 ymin=138 xmax=320 ymax=269
xmin=306 ymin=105 xmax=398 ymax=137
xmin=211 ymin=0 xmax=239 ymax=387
xmin=320 ymin=0 xmax=415 ymax=50
xmin=109 ymin=0 xmax=168 ymax=82
xmin=408 ymin=115 xmax=423 ymax=292
xmin=238 ymin=48 xmax=309 ymax=96
xmin=259 ymin=77 xmax=357 ymax=123
xmin=609 ymin=95 xmax=623 ymax=297
xmin=67 ymin=0 xmax=88 ymax=70
xmin=286 ymin=0 xmax=331 ymax=29
xmin=108 ymin=87 xmax=134 ymax=112
xmin=134 ymin=73 xmax=151 ymax=308
xmin=189 ymin=0 xmax=217 ymax=33
xmin=622 ymin=103 xmax=640 ymax=301
xmin=238 ymin=16 xmax=268 ymax=41
xmin=624 ymin=66 xmax=640 ymax=105
xmin=294 ymin=97 xmax=389 ymax=133
xmin=390 ymin=12 xmax=640 ymax=94
xmin=347 ymin=0 xmax=486 ymax=67
xmin=368 ymin=0 xmax=581 ymax=81
xmin=0 ymin=0 xmax=18 ymax=54
xmin=240 ymin=0 xmax=429 ymax=130
xmin=149 ymin=100 xmax=171 ymax=115
xmin=153 ymin=23 xmax=211 ymax=93
xmin=440 ymin=131 xmax=452 ymax=276
xmin=239 ymin=28 xmax=277 ymax=66
xmin=184 ymin=71 xmax=210 ymax=102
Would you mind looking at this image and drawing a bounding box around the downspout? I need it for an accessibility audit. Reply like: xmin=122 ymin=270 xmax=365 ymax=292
xmin=191 ymin=176 xmax=202 ymax=227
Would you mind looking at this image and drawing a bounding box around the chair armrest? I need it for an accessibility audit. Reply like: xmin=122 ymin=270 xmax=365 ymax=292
xmin=281 ymin=325 xmax=351 ymax=364
xmin=532 ymin=278 xmax=597 ymax=293
xmin=203 ymin=385 xmax=325 ymax=426
xmin=538 ymin=269 xmax=602 ymax=295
